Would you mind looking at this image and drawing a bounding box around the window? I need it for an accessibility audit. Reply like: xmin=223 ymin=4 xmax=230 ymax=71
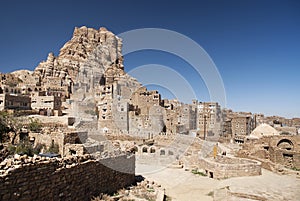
xmin=142 ymin=147 xmax=148 ymax=153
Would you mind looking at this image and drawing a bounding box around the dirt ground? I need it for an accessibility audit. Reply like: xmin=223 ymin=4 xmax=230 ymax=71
xmin=137 ymin=164 xmax=300 ymax=201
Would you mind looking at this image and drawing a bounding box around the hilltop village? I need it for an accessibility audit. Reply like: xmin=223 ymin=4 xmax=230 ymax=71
xmin=0 ymin=26 xmax=300 ymax=201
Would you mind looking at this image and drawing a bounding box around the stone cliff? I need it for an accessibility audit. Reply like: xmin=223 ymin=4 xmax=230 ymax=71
xmin=34 ymin=26 xmax=123 ymax=83
xmin=0 ymin=72 xmax=23 ymax=87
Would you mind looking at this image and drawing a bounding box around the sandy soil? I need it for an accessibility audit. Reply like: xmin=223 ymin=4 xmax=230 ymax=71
xmin=137 ymin=164 xmax=300 ymax=201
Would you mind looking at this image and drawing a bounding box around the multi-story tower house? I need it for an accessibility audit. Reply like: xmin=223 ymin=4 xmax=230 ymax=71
xmin=196 ymin=102 xmax=222 ymax=140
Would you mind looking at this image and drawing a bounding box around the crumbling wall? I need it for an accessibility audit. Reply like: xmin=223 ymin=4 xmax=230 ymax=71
xmin=29 ymin=131 xmax=88 ymax=156
xmin=0 ymin=154 xmax=135 ymax=201
xmin=241 ymin=135 xmax=300 ymax=169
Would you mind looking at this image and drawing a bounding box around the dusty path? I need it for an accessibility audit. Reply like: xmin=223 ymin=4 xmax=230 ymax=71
xmin=137 ymin=164 xmax=300 ymax=201
xmin=217 ymin=169 xmax=300 ymax=201
xmin=137 ymin=164 xmax=217 ymax=201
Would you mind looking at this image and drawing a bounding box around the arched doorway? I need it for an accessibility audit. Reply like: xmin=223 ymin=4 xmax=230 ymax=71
xmin=150 ymin=146 xmax=156 ymax=153
xmin=277 ymin=139 xmax=294 ymax=151
xmin=142 ymin=146 xmax=148 ymax=153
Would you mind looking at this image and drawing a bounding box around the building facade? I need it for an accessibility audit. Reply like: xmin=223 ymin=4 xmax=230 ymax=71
xmin=196 ymin=102 xmax=222 ymax=140
xmin=0 ymin=94 xmax=31 ymax=111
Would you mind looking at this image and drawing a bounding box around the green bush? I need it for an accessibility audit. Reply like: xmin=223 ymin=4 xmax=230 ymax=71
xmin=0 ymin=111 xmax=10 ymax=143
xmin=7 ymin=144 xmax=16 ymax=155
xmin=7 ymin=141 xmax=45 ymax=156
xmin=15 ymin=140 xmax=35 ymax=156
xmin=191 ymin=169 xmax=207 ymax=176
xmin=291 ymin=167 xmax=300 ymax=171
xmin=28 ymin=118 xmax=42 ymax=132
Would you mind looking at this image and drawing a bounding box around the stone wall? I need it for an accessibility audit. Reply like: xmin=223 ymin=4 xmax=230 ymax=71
xmin=0 ymin=154 xmax=135 ymax=201
xmin=198 ymin=156 xmax=261 ymax=179
xmin=134 ymin=146 xmax=178 ymax=166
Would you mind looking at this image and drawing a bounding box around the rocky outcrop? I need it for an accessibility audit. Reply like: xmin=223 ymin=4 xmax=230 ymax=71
xmin=0 ymin=72 xmax=22 ymax=87
xmin=34 ymin=26 xmax=123 ymax=83
xmin=11 ymin=70 xmax=37 ymax=85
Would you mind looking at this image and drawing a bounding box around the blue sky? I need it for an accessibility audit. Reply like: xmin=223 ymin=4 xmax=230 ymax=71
xmin=0 ymin=0 xmax=299 ymax=118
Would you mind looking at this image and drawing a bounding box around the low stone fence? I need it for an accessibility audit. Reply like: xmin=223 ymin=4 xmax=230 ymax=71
xmin=0 ymin=153 xmax=135 ymax=201
xmin=198 ymin=155 xmax=261 ymax=179
xmin=136 ymin=154 xmax=177 ymax=167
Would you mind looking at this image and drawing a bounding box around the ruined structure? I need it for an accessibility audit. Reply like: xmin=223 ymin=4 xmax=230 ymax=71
xmin=29 ymin=131 xmax=89 ymax=156
xmin=240 ymin=135 xmax=300 ymax=170
xmin=198 ymin=155 xmax=261 ymax=179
